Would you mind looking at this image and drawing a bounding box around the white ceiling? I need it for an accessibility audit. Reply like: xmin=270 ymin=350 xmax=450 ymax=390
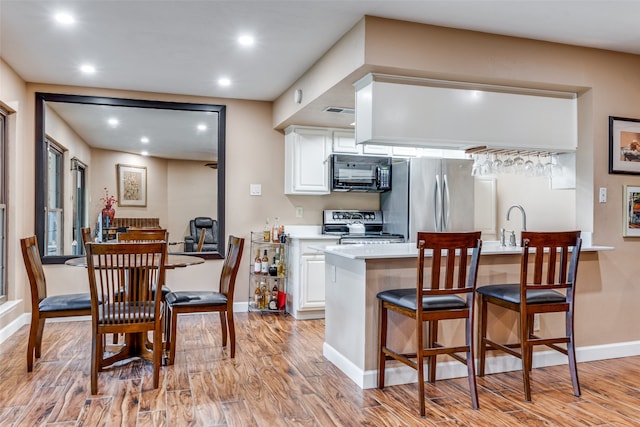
xmin=2 ymin=0 xmax=640 ymax=158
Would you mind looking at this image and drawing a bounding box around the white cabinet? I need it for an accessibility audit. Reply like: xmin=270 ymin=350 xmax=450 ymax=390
xmin=287 ymin=236 xmax=339 ymax=319
xmin=332 ymin=129 xmax=392 ymax=156
xmin=284 ymin=126 xmax=332 ymax=195
xmin=332 ymin=130 xmax=359 ymax=153
xmin=300 ymin=254 xmax=326 ymax=310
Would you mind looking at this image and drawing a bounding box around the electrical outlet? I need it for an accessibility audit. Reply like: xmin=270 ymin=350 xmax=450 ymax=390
xmin=295 ymin=206 xmax=303 ymax=218
xmin=533 ymin=314 xmax=541 ymax=332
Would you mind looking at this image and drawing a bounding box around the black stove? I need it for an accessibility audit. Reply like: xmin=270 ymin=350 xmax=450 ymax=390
xmin=322 ymin=210 xmax=405 ymax=244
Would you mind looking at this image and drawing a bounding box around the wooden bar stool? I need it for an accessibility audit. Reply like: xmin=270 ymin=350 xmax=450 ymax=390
xmin=476 ymin=230 xmax=582 ymax=401
xmin=377 ymin=231 xmax=482 ymax=417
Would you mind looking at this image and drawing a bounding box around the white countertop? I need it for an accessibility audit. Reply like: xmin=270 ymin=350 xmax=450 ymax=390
xmin=311 ymin=241 xmax=614 ymax=260
xmin=284 ymin=225 xmax=340 ymax=240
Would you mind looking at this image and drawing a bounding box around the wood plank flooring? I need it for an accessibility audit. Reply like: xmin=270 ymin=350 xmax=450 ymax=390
xmin=1 ymin=312 xmax=639 ymax=426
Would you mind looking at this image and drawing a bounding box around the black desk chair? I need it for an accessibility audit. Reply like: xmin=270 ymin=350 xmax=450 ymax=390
xmin=184 ymin=217 xmax=218 ymax=252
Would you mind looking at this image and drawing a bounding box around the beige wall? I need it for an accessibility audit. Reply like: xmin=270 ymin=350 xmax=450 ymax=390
xmin=167 ymin=159 xmax=217 ymax=244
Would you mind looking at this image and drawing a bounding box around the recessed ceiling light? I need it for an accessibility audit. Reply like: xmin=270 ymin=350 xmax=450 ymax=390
xmin=218 ymin=77 xmax=231 ymax=87
xmin=80 ymin=64 xmax=95 ymax=74
xmin=54 ymin=12 xmax=74 ymax=25
xmin=197 ymin=123 xmax=207 ymax=131
xmin=141 ymin=151 xmax=149 ymax=156
xmin=140 ymin=137 xmax=149 ymax=144
xmin=108 ymin=118 xmax=119 ymax=127
xmin=238 ymin=35 xmax=254 ymax=46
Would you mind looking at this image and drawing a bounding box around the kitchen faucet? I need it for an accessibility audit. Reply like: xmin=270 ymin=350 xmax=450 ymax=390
xmin=504 ymin=204 xmax=527 ymax=246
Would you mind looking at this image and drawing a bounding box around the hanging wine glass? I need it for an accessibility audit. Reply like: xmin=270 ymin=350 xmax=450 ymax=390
xmin=535 ymin=153 xmax=545 ymax=176
xmin=482 ymin=152 xmax=494 ymax=175
xmin=471 ymin=153 xmax=481 ymax=176
xmin=502 ymin=153 xmax=514 ymax=174
xmin=492 ymin=153 xmax=503 ymax=174
xmin=524 ymin=154 xmax=535 ymax=177
xmin=513 ymin=152 xmax=525 ymax=174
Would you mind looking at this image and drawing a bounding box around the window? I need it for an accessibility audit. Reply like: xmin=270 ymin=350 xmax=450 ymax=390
xmin=71 ymin=158 xmax=87 ymax=255
xmin=0 ymin=110 xmax=6 ymax=303
xmin=46 ymin=140 xmax=64 ymax=256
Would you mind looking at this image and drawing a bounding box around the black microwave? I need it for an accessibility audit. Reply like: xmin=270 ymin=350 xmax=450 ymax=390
xmin=330 ymin=154 xmax=392 ymax=192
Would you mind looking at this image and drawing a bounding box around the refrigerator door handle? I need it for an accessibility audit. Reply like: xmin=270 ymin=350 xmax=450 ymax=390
xmin=443 ymin=173 xmax=450 ymax=231
xmin=435 ymin=174 xmax=442 ymax=231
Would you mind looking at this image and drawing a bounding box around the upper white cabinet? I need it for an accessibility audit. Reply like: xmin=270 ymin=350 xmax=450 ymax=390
xmin=332 ymin=130 xmax=359 ymax=153
xmin=332 ymin=129 xmax=392 ymax=156
xmin=285 ymin=126 xmax=333 ymax=195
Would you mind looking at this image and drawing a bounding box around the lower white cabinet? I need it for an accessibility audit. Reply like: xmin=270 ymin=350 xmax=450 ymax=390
xmin=287 ymin=236 xmax=338 ymax=319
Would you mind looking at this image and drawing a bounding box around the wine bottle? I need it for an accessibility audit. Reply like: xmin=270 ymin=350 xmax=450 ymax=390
xmin=271 ymin=216 xmax=280 ymax=243
xmin=263 ymin=217 xmax=270 ymax=242
xmin=261 ymin=249 xmax=269 ymax=274
xmin=253 ymin=250 xmax=261 ymax=274
xmin=253 ymin=285 xmax=261 ymax=308
xmin=269 ymin=284 xmax=279 ymax=310
xmin=261 ymin=280 xmax=268 ymax=309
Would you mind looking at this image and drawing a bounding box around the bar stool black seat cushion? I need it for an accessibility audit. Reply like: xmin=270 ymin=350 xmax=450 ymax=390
xmin=477 ymin=284 xmax=566 ymax=304
xmin=166 ymin=291 xmax=226 ymax=308
xmin=377 ymin=288 xmax=467 ymax=311
xmin=39 ymin=293 xmax=93 ymax=312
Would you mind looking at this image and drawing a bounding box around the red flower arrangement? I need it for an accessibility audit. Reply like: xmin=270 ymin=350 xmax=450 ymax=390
xmin=100 ymin=187 xmax=118 ymax=209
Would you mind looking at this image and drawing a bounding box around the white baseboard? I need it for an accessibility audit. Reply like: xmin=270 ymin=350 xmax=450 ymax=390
xmin=324 ymin=340 xmax=640 ymax=389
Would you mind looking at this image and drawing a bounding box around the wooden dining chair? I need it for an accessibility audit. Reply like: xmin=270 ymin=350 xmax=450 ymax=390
xmin=116 ymin=228 xmax=170 ymax=345
xmin=377 ymin=231 xmax=482 ymax=416
xmin=21 ymin=235 xmax=93 ymax=372
xmin=165 ymin=235 xmax=244 ymax=365
xmin=117 ymin=229 xmax=168 ymax=242
xmin=81 ymin=227 xmax=93 ymax=247
xmin=476 ymin=230 xmax=582 ymax=401
xmin=85 ymin=241 xmax=167 ymax=394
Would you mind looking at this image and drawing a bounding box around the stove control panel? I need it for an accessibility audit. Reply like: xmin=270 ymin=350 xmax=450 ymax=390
xmin=323 ymin=210 xmax=383 ymax=225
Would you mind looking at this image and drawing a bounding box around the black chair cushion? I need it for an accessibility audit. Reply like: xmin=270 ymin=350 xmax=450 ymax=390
xmin=98 ymin=302 xmax=159 ymax=323
xmin=166 ymin=291 xmax=227 ymax=307
xmin=377 ymin=288 xmax=467 ymax=311
xmin=39 ymin=293 xmax=92 ymax=312
xmin=477 ymin=284 xmax=566 ymax=304
xmin=153 ymin=285 xmax=172 ymax=298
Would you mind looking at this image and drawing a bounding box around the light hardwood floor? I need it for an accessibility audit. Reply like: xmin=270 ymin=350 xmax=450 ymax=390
xmin=1 ymin=312 xmax=639 ymax=426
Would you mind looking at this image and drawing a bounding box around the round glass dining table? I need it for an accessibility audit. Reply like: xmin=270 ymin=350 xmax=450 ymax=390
xmin=65 ymin=253 xmax=205 ymax=269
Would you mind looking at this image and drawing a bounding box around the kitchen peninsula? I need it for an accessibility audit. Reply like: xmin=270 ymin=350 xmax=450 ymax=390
xmin=314 ymin=239 xmax=613 ymax=389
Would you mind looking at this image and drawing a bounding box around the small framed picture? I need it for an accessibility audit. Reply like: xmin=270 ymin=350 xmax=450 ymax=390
xmin=609 ymin=116 xmax=640 ymax=175
xmin=117 ymin=164 xmax=147 ymax=207
xmin=623 ymin=185 xmax=640 ymax=236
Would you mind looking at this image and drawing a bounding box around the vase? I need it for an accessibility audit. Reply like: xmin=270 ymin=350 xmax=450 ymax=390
xmin=102 ymin=205 xmax=115 ymax=228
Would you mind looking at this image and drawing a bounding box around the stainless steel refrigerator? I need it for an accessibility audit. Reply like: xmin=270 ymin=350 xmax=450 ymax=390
xmin=381 ymin=157 xmax=474 ymax=242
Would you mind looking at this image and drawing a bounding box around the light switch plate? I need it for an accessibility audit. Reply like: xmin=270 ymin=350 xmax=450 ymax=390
xmin=250 ymin=184 xmax=261 ymax=196
xmin=599 ymin=187 xmax=607 ymax=203
xmin=295 ymin=206 xmax=303 ymax=218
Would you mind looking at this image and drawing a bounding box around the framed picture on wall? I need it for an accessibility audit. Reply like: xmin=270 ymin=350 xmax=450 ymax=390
xmin=623 ymin=185 xmax=640 ymax=236
xmin=117 ymin=164 xmax=147 ymax=207
xmin=609 ymin=116 xmax=640 ymax=175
